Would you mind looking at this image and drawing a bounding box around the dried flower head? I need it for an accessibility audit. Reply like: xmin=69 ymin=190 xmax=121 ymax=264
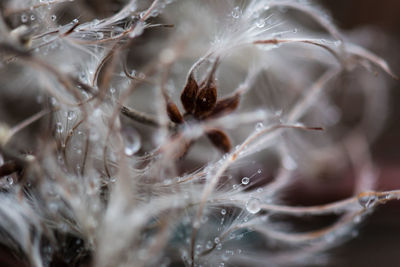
xmin=0 ymin=0 xmax=398 ymax=267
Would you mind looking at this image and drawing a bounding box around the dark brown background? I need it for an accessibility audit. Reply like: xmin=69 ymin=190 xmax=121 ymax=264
xmin=1 ymin=0 xmax=400 ymax=266
xmin=311 ymin=1 xmax=400 ymax=266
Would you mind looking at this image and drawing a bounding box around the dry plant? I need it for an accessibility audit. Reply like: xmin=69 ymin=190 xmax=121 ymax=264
xmin=0 ymin=0 xmax=398 ymax=266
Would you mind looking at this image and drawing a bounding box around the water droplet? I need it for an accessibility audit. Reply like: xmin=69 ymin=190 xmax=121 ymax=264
xmin=257 ymin=169 xmax=262 ymax=174
xmin=221 ymin=209 xmax=226 ymax=215
xmin=49 ymin=202 xmax=58 ymax=212
xmin=50 ymin=97 xmax=59 ymax=107
xmin=21 ymin=14 xmax=28 ymax=23
xmin=256 ymin=19 xmax=265 ymax=28
xmin=334 ymin=40 xmax=342 ymax=46
xmin=241 ymin=177 xmax=250 ymax=185
xmin=221 ymin=253 xmax=229 ymax=261
xmin=30 ymin=15 xmax=36 ymax=21
xmin=56 ymin=122 xmax=63 ymax=133
xmin=246 ymin=197 xmax=261 ymax=214
xmin=129 ymin=22 xmax=144 ymax=38
xmin=123 ymin=126 xmax=141 ymax=156
xmin=274 ymin=110 xmax=282 ymax=117
xmin=51 ymin=15 xmax=57 ymax=21
xmin=206 ymin=240 xmax=213 ymax=249
xmin=353 ymin=215 xmax=362 ymax=224
xmin=232 ymin=184 xmax=238 ymax=190
xmin=195 ymin=244 xmax=203 ymax=254
xmin=231 ymin=6 xmax=241 ymax=19
xmin=214 ymin=237 xmax=220 ymax=244
xmin=110 ymin=26 xmax=124 ymax=38
xmin=358 ymin=193 xmax=377 ymax=208
xmin=6 ymin=176 xmax=13 ymax=185
xmin=282 ymin=155 xmax=297 ymax=170
xmin=255 ymin=122 xmax=264 ymax=132
xmin=67 ymin=111 xmax=76 ymax=121
xmin=97 ymin=32 xmax=104 ymax=39
xmin=261 ymin=215 xmax=269 ymax=222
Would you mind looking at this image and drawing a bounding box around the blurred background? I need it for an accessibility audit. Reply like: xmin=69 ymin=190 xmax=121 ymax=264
xmin=304 ymin=1 xmax=400 ymax=266
xmin=0 ymin=0 xmax=399 ymax=266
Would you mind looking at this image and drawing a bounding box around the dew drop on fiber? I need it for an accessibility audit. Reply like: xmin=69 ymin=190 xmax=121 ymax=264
xmin=56 ymin=122 xmax=63 ymax=133
xmin=97 ymin=32 xmax=104 ymax=39
xmin=255 ymin=122 xmax=264 ymax=132
xmin=123 ymin=126 xmax=141 ymax=156
xmin=256 ymin=19 xmax=265 ymax=28
xmin=206 ymin=240 xmax=213 ymax=249
xmin=67 ymin=111 xmax=76 ymax=121
xmin=6 ymin=176 xmax=13 ymax=185
xmin=231 ymin=7 xmax=241 ymax=18
xmin=195 ymin=244 xmax=202 ymax=254
xmin=358 ymin=194 xmax=377 ymax=208
xmin=21 ymin=14 xmax=28 ymax=23
xmin=282 ymin=155 xmax=297 ymax=170
xmin=241 ymin=177 xmax=250 ymax=185
xmin=246 ymin=197 xmax=261 ymax=214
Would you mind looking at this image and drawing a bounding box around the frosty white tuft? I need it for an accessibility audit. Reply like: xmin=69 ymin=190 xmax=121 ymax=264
xmin=0 ymin=0 xmax=398 ymax=266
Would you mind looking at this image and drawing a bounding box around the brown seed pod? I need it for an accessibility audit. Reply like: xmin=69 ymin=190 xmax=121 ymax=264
xmin=207 ymin=129 xmax=232 ymax=153
xmin=166 ymin=101 xmax=184 ymax=124
xmin=207 ymin=92 xmax=240 ymax=119
xmin=181 ymin=73 xmax=199 ymax=114
xmin=194 ymin=82 xmax=217 ymax=118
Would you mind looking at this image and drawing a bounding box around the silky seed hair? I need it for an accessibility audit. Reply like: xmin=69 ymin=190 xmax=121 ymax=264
xmin=0 ymin=1 xmax=397 ymax=267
